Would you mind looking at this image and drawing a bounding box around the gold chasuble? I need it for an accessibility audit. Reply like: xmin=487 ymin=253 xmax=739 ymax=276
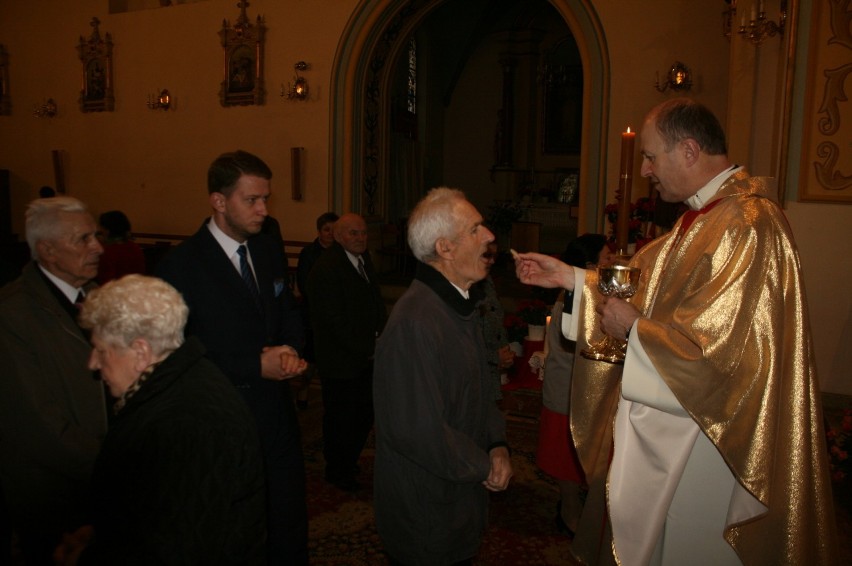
xmin=569 ymin=171 xmax=838 ymax=565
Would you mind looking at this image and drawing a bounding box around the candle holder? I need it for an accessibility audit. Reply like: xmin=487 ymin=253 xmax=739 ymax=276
xmin=146 ymin=89 xmax=171 ymax=110
xmin=281 ymin=61 xmax=310 ymax=101
xmin=654 ymin=62 xmax=692 ymax=93
xmin=33 ymin=98 xmax=57 ymax=118
xmin=738 ymin=1 xmax=786 ymax=45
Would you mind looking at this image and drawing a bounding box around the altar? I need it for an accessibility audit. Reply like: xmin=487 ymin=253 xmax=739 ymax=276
xmin=513 ymin=203 xmax=578 ymax=254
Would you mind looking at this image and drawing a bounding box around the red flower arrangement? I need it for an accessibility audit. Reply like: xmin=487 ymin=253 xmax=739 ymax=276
xmin=826 ymin=408 xmax=852 ymax=484
xmin=604 ymin=196 xmax=657 ymax=247
xmin=503 ymin=314 xmax=528 ymax=343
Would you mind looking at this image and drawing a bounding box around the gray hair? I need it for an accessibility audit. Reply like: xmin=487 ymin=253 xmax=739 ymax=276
xmin=407 ymin=187 xmax=467 ymax=263
xmin=25 ymin=196 xmax=88 ymax=261
xmin=79 ymin=275 xmax=188 ymax=357
xmin=651 ymin=98 xmax=727 ymax=155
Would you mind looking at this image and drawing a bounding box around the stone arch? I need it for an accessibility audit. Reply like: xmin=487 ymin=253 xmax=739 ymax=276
xmin=329 ymin=0 xmax=609 ymax=233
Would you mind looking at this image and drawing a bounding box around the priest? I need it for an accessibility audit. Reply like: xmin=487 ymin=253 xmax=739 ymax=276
xmin=515 ymin=98 xmax=838 ymax=565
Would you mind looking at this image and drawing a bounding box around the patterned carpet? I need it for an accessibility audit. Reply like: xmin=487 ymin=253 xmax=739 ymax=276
xmin=296 ymin=382 xmax=577 ymax=565
xmin=297 ymin=381 xmax=851 ymax=565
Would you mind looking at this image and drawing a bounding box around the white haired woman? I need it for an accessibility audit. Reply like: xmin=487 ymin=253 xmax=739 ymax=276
xmin=55 ymin=275 xmax=266 ymax=565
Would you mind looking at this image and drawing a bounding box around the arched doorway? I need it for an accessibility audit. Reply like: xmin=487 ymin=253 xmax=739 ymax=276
xmin=329 ymin=0 xmax=609 ymax=240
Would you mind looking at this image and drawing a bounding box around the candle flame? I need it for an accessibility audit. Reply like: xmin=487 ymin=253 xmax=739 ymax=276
xmin=626 ymin=127 xmax=631 ymax=133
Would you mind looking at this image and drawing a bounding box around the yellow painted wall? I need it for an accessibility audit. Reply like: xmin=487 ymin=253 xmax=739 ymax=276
xmin=0 ymin=0 xmax=354 ymax=240
xmin=1 ymin=0 xmax=850 ymax=394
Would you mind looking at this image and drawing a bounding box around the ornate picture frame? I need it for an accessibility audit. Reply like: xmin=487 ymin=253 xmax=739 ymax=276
xmin=797 ymin=0 xmax=852 ymax=203
xmin=219 ymin=1 xmax=266 ymax=107
xmin=0 ymin=44 xmax=10 ymax=116
xmin=77 ymin=17 xmax=114 ymax=113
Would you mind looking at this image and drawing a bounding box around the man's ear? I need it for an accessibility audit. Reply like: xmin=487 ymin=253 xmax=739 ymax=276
xmin=209 ymin=192 xmax=226 ymax=213
xmin=435 ymin=237 xmax=455 ymax=260
xmin=36 ymin=239 xmax=54 ymax=262
xmin=681 ymin=138 xmax=700 ymax=165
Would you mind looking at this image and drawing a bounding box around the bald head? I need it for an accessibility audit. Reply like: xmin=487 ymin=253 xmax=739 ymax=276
xmin=334 ymin=213 xmax=368 ymax=256
xmin=639 ymin=98 xmax=732 ymax=202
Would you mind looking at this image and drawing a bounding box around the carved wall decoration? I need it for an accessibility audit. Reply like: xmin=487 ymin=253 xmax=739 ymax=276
xmin=77 ymin=17 xmax=115 ymax=113
xmin=799 ymin=0 xmax=852 ymax=202
xmin=0 ymin=44 xmax=9 ymax=115
xmin=219 ymin=0 xmax=266 ymax=107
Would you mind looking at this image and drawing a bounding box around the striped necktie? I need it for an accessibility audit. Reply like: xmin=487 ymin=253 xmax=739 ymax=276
xmin=357 ymin=256 xmax=369 ymax=282
xmin=237 ymin=244 xmax=262 ymax=310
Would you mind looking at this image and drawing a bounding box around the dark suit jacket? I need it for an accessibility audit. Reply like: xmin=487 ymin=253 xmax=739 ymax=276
xmin=157 ymin=219 xmax=308 ymax=564
xmin=307 ymin=243 xmax=386 ymax=380
xmin=0 ymin=262 xmax=107 ymax=526
xmin=155 ymin=221 xmax=304 ymax=427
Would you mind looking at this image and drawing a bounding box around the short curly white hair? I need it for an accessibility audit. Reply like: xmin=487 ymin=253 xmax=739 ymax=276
xmin=407 ymin=187 xmax=467 ymax=263
xmin=79 ymin=275 xmax=188 ymax=357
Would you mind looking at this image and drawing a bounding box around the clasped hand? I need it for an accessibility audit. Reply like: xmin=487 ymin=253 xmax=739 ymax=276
xmin=261 ymin=345 xmax=308 ymax=381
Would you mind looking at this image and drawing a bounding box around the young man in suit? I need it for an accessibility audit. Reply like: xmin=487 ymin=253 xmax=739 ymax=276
xmin=308 ymin=213 xmax=386 ymax=491
xmin=156 ymin=150 xmax=308 ymax=565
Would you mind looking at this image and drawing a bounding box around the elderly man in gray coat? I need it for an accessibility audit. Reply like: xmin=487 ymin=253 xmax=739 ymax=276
xmin=0 ymin=197 xmax=107 ymax=564
xmin=373 ymin=187 xmax=512 ymax=566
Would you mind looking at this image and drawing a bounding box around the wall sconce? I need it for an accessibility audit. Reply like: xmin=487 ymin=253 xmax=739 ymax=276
xmin=654 ymin=62 xmax=692 ymax=93
xmin=33 ymin=98 xmax=58 ymax=118
xmin=738 ymin=0 xmax=786 ymax=45
xmin=147 ymin=89 xmax=171 ymax=110
xmin=281 ymin=61 xmax=309 ymax=101
xmin=721 ymin=0 xmax=737 ymax=38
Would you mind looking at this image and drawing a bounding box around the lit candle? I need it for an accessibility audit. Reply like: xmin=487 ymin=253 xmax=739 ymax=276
xmin=543 ymin=315 xmax=552 ymax=357
xmin=616 ymin=127 xmax=635 ymax=254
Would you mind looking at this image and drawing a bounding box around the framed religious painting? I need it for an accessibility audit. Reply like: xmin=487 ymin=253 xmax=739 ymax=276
xmin=219 ymin=1 xmax=266 ymax=107
xmin=0 ymin=44 xmax=10 ymax=115
xmin=77 ymin=17 xmax=114 ymax=113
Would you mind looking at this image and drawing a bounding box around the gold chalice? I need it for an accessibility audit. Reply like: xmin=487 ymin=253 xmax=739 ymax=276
xmin=581 ymin=264 xmax=641 ymax=364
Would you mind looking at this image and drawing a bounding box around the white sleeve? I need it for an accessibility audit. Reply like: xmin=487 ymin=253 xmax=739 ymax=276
xmin=621 ymin=325 xmax=690 ymax=417
xmin=560 ymin=266 xmax=584 ymax=342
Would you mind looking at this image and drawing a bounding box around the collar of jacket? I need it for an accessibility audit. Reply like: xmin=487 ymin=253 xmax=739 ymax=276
xmin=414 ymin=261 xmax=484 ymax=317
xmin=114 ymin=336 xmax=207 ymax=417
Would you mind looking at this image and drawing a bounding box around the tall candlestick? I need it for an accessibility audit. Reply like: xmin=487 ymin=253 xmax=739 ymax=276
xmin=616 ymin=127 xmax=635 ymax=254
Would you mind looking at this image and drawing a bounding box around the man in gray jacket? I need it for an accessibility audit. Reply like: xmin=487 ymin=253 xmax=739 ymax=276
xmin=373 ymin=188 xmax=512 ymax=566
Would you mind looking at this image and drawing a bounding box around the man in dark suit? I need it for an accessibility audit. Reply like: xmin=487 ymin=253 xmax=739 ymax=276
xmin=0 ymin=196 xmax=107 ymax=564
xmin=156 ymin=150 xmax=308 ymax=565
xmin=308 ymin=212 xmax=386 ymax=491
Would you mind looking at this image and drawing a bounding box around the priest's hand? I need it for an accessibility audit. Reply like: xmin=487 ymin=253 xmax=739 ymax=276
xmin=513 ymin=251 xmax=575 ymax=290
xmin=597 ymin=297 xmax=641 ymax=340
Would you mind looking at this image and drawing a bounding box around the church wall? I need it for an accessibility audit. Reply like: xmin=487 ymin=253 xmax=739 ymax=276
xmin=0 ymin=0 xmax=356 ymax=241
xmin=1 ymin=0 xmax=849 ymax=393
